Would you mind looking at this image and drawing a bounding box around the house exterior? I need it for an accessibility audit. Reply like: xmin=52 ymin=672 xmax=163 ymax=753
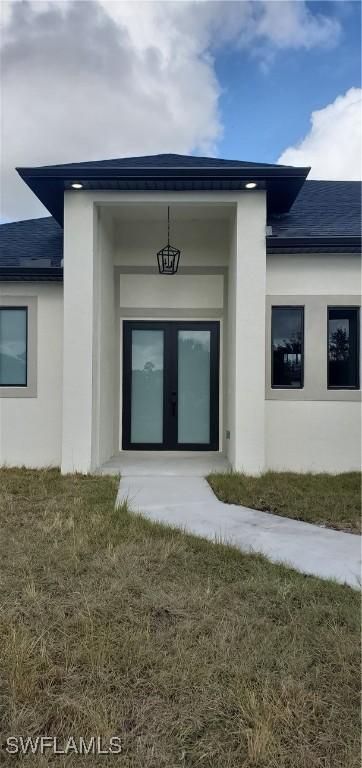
xmin=0 ymin=154 xmax=360 ymax=475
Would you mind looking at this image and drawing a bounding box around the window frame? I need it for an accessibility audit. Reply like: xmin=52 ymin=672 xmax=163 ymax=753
xmin=0 ymin=296 xmax=37 ymax=398
xmin=327 ymin=305 xmax=360 ymax=391
xmin=0 ymin=306 xmax=28 ymax=388
xmin=271 ymin=304 xmax=305 ymax=390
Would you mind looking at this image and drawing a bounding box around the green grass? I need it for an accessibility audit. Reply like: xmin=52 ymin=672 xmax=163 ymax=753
xmin=208 ymin=471 xmax=361 ymax=534
xmin=0 ymin=468 xmax=360 ymax=767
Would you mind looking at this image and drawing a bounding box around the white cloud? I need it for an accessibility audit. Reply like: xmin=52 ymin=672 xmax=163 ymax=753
xmin=0 ymin=1 xmax=221 ymax=221
xmin=249 ymin=0 xmax=340 ymax=50
xmin=278 ymin=88 xmax=362 ymax=180
xmin=0 ymin=1 xmax=342 ymax=221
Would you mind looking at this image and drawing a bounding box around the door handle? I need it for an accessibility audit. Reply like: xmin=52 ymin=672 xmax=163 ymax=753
xmin=171 ymin=391 xmax=177 ymax=417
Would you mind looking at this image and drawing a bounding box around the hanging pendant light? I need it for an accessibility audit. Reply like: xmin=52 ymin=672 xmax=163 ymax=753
xmin=157 ymin=206 xmax=180 ymax=274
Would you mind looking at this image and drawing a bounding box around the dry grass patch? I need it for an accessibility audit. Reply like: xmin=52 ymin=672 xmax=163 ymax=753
xmin=0 ymin=468 xmax=360 ymax=767
xmin=208 ymin=471 xmax=361 ymax=533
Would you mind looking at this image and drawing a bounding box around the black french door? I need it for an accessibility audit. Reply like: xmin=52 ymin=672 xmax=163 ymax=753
xmin=122 ymin=321 xmax=219 ymax=450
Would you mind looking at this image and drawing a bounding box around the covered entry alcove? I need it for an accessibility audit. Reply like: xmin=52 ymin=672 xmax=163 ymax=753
xmin=112 ymin=201 xmax=231 ymax=460
xmin=61 ymin=191 xmax=267 ymax=476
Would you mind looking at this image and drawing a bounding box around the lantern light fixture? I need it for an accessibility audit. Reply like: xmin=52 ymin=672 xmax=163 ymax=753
xmin=71 ymin=182 xmax=83 ymax=189
xmin=245 ymin=181 xmax=257 ymax=189
xmin=157 ymin=206 xmax=180 ymax=275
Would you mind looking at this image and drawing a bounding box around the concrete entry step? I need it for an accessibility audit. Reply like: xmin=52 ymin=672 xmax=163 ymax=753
xmin=99 ymin=451 xmax=231 ymax=477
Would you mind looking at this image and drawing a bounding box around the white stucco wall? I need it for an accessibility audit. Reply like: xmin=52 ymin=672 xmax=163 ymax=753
xmin=226 ymin=213 xmax=237 ymax=464
xmin=62 ymin=196 xmax=119 ymax=472
xmin=226 ymin=193 xmax=267 ymax=474
xmin=265 ymin=250 xmax=361 ymax=473
xmin=96 ymin=214 xmax=117 ymax=465
xmin=267 ymin=252 xmax=360 ymax=295
xmin=119 ymin=274 xmax=224 ymax=310
xmin=61 ymin=193 xmax=97 ymax=473
xmin=0 ymin=283 xmax=63 ymax=467
xmin=266 ymin=401 xmax=361 ymax=473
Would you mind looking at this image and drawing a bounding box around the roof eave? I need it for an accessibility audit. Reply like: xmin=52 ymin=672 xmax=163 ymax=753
xmin=16 ymin=164 xmax=311 ymax=226
xmin=17 ymin=165 xmax=310 ymax=178
xmin=0 ymin=267 xmax=63 ymax=282
xmin=267 ymin=235 xmax=362 ymax=253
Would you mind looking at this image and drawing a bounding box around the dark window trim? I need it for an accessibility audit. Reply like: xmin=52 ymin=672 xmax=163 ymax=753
xmin=327 ymin=306 xmax=360 ymax=390
xmin=271 ymin=305 xmax=305 ymax=390
xmin=0 ymin=306 xmax=28 ymax=388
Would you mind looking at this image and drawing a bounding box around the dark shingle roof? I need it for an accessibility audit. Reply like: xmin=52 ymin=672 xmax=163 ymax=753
xmin=0 ymin=217 xmax=63 ymax=279
xmin=38 ymin=153 xmax=289 ymax=170
xmin=269 ymin=180 xmax=361 ymax=238
xmin=0 ymin=179 xmax=360 ymax=280
xmin=0 ymin=217 xmax=62 ymax=266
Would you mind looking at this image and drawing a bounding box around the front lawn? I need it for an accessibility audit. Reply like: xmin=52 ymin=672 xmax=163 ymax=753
xmin=208 ymin=471 xmax=361 ymax=533
xmin=0 ymin=468 xmax=360 ymax=767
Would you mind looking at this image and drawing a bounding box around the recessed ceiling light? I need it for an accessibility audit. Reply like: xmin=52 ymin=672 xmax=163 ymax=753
xmin=71 ymin=182 xmax=83 ymax=189
xmin=245 ymin=182 xmax=257 ymax=189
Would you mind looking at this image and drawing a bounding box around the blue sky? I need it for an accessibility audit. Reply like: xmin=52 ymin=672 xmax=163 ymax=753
xmin=216 ymin=1 xmax=361 ymax=162
xmin=1 ymin=0 xmax=361 ymax=221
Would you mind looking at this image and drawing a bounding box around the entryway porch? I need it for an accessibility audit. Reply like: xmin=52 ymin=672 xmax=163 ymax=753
xmin=98 ymin=450 xmax=230 ymax=477
xmin=61 ymin=192 xmax=267 ymax=475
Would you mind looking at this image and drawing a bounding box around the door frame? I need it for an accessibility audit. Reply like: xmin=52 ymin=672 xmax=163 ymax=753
xmin=122 ymin=320 xmax=220 ymax=451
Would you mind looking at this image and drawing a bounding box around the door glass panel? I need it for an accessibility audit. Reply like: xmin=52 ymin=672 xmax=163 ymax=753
xmin=178 ymin=330 xmax=210 ymax=444
xmin=131 ymin=330 xmax=163 ymax=443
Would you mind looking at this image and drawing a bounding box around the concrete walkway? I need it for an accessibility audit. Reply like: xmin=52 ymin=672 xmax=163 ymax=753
xmin=116 ymin=475 xmax=361 ymax=589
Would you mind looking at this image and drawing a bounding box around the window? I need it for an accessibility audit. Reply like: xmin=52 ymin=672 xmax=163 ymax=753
xmin=0 ymin=298 xmax=37 ymax=398
xmin=272 ymin=306 xmax=304 ymax=388
xmin=328 ymin=307 xmax=359 ymax=389
xmin=0 ymin=307 xmax=28 ymax=386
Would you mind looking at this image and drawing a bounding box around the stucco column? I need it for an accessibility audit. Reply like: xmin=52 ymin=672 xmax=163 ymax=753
xmin=61 ymin=193 xmax=98 ymax=473
xmin=227 ymin=192 xmax=267 ymax=474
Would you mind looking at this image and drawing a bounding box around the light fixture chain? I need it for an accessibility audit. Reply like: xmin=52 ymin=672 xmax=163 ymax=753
xmin=156 ymin=204 xmax=180 ymax=274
